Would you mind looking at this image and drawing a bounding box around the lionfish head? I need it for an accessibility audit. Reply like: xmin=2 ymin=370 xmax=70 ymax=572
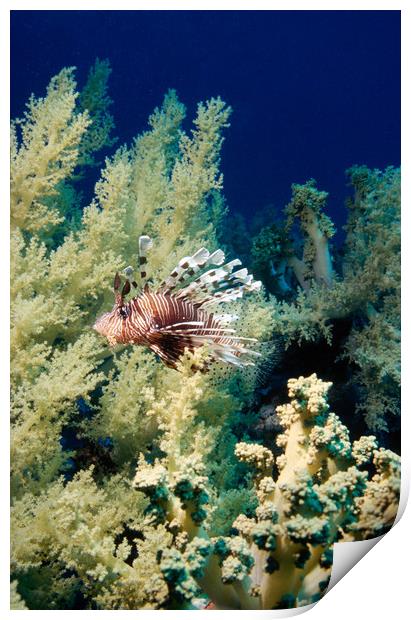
xmin=93 ymin=308 xmax=120 ymax=345
xmin=94 ymin=267 xmax=135 ymax=345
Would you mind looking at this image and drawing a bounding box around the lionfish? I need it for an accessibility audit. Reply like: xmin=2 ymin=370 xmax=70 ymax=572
xmin=93 ymin=236 xmax=262 ymax=369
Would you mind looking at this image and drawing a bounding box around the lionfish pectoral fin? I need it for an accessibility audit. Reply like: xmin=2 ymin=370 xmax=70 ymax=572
xmin=149 ymin=342 xmax=177 ymax=369
xmin=107 ymin=335 xmax=119 ymax=347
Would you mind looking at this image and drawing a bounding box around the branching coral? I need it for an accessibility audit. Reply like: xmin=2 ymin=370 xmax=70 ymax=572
xmin=10 ymin=67 xmax=91 ymax=234
xmin=77 ymin=58 xmax=117 ymax=168
xmin=251 ymin=181 xmax=336 ymax=294
xmin=11 ymin=467 xmax=154 ymax=609
xmin=10 ymin=346 xmax=248 ymax=610
xmin=129 ymin=91 xmax=232 ymax=279
xmin=250 ymin=168 xmax=400 ymax=431
xmin=11 ymin=333 xmax=106 ymax=497
xmin=132 ymin=373 xmax=400 ymax=610
xmin=10 ymin=63 xmax=400 ymax=610
xmin=227 ymin=375 xmax=399 ymax=609
xmin=341 ymin=167 xmax=401 ymax=430
xmin=10 ymin=64 xmax=275 ymax=609
xmin=251 ymin=223 xmax=294 ymax=295
xmin=284 ymin=180 xmax=335 ymax=288
xmin=10 ymin=66 xmax=243 ymax=494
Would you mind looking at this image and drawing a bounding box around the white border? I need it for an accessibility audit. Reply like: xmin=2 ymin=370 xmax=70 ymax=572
xmin=2 ymin=2 xmax=409 ymax=619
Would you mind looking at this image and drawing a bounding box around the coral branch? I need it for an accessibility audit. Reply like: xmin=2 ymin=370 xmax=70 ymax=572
xmin=133 ymin=373 xmax=400 ymax=609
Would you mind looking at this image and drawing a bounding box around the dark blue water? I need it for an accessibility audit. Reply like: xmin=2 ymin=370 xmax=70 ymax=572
xmin=11 ymin=10 xmax=400 ymax=238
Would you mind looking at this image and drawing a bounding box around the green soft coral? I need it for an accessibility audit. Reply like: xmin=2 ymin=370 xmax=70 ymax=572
xmin=132 ymin=373 xmax=400 ymax=610
xmin=285 ymin=180 xmax=335 ymax=288
xmin=11 ymin=333 xmax=106 ymax=497
xmin=342 ymin=166 xmax=401 ymax=430
xmin=251 ymin=168 xmax=400 ymax=431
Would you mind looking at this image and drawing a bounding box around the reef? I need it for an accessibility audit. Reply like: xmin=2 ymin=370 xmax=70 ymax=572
xmin=249 ymin=170 xmax=400 ymax=434
xmin=132 ymin=369 xmax=400 ymax=609
xmin=10 ymin=63 xmax=400 ymax=609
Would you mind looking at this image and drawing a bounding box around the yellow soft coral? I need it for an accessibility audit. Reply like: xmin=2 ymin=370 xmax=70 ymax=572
xmin=77 ymin=58 xmax=117 ymax=167
xmin=128 ymin=91 xmax=231 ymax=280
xmin=11 ymin=67 xmax=91 ymax=234
xmin=11 ymin=334 xmax=106 ymax=496
xmin=11 ymin=65 xmax=278 ymax=610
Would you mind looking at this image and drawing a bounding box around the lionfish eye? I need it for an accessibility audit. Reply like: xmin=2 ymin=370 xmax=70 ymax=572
xmin=119 ymin=307 xmax=127 ymax=318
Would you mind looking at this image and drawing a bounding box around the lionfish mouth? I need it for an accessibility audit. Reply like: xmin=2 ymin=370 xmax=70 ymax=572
xmin=93 ymin=311 xmax=114 ymax=337
xmin=93 ymin=236 xmax=262 ymax=369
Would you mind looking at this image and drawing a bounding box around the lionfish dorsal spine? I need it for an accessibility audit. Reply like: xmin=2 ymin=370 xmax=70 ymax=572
xmin=121 ymin=279 xmax=131 ymax=297
xmin=173 ymin=258 xmax=240 ymax=301
xmin=160 ymin=247 xmax=226 ymax=294
xmin=123 ymin=265 xmax=138 ymax=289
xmin=138 ymin=235 xmax=153 ymax=288
xmin=113 ymin=272 xmax=124 ymax=306
xmin=95 ymin=234 xmax=263 ymax=369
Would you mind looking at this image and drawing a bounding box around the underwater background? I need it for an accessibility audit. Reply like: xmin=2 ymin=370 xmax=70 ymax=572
xmin=10 ymin=10 xmax=400 ymax=611
xmin=11 ymin=10 xmax=400 ymax=237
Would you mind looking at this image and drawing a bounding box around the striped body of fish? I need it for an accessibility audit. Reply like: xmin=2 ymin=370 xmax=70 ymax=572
xmin=93 ymin=236 xmax=262 ymax=369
